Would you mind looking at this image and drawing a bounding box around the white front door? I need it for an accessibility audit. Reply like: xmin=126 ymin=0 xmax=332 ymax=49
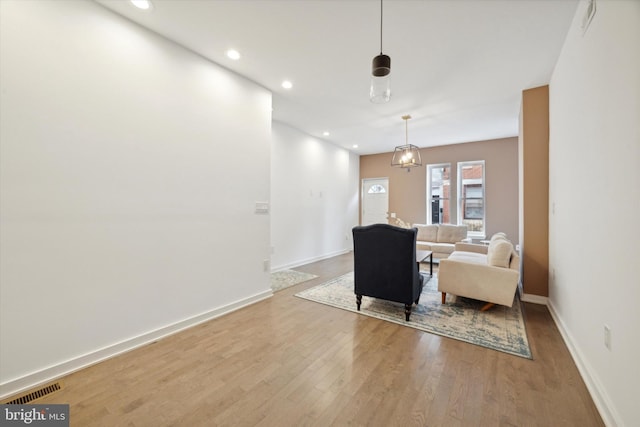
xmin=362 ymin=178 xmax=389 ymax=225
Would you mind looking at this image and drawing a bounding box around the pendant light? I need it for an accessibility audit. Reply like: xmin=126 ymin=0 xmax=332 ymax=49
xmin=370 ymin=0 xmax=390 ymax=103
xmin=391 ymin=115 xmax=422 ymax=171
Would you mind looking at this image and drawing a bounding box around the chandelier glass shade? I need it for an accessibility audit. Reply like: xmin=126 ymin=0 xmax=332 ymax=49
xmin=391 ymin=115 xmax=422 ymax=171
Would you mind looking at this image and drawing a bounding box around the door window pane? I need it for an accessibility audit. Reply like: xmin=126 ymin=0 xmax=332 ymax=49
xmin=367 ymin=184 xmax=386 ymax=194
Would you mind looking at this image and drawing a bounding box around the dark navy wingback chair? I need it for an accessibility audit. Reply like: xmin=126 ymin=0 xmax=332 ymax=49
xmin=352 ymin=224 xmax=424 ymax=321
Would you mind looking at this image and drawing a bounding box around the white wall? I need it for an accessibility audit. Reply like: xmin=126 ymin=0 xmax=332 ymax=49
xmin=548 ymin=1 xmax=640 ymax=425
xmin=271 ymin=122 xmax=359 ymax=271
xmin=0 ymin=0 xmax=271 ymax=396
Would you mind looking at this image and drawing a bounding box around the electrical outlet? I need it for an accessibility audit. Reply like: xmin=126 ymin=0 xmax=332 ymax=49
xmin=263 ymin=259 xmax=270 ymax=272
xmin=604 ymin=325 xmax=611 ymax=350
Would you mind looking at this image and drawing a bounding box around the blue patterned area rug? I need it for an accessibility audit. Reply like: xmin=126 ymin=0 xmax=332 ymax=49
xmin=271 ymin=269 xmax=318 ymax=292
xmin=295 ymin=272 xmax=532 ymax=359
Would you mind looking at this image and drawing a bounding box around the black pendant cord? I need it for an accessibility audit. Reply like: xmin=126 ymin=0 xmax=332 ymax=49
xmin=380 ymin=0 xmax=384 ymax=54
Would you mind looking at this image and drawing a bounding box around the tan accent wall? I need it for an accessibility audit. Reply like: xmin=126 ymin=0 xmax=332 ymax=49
xmin=359 ymin=137 xmax=519 ymax=244
xmin=519 ymin=85 xmax=549 ymax=297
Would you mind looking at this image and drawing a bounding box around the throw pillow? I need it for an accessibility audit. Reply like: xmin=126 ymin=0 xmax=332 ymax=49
xmin=487 ymin=240 xmax=512 ymax=268
xmin=437 ymin=224 xmax=467 ymax=243
xmin=416 ymin=225 xmax=438 ymax=242
xmin=491 ymin=232 xmax=507 ymax=241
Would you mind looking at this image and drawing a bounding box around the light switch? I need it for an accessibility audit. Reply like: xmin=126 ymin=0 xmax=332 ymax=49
xmin=255 ymin=201 xmax=269 ymax=214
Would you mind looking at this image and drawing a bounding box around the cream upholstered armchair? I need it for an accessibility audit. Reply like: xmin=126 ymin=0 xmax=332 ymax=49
xmin=437 ymin=233 xmax=520 ymax=310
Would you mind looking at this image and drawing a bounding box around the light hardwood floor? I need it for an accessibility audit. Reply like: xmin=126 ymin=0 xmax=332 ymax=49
xmin=15 ymin=253 xmax=603 ymax=426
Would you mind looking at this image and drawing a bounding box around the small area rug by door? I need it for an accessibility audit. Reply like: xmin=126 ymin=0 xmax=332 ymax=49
xmin=295 ymin=272 xmax=532 ymax=359
xmin=271 ymin=269 xmax=318 ymax=292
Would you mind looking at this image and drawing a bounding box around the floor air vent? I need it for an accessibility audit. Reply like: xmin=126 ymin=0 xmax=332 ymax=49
xmin=3 ymin=382 xmax=62 ymax=405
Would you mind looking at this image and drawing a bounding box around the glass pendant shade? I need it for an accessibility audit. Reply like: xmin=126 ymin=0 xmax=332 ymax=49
xmin=370 ymin=0 xmax=391 ymax=103
xmin=370 ymin=54 xmax=391 ymax=103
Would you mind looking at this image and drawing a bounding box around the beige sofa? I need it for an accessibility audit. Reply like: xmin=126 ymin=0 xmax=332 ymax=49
xmin=438 ymin=233 xmax=520 ymax=309
xmin=414 ymin=224 xmax=469 ymax=260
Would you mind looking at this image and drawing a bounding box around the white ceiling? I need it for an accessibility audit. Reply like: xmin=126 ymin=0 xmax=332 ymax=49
xmin=95 ymin=0 xmax=578 ymax=155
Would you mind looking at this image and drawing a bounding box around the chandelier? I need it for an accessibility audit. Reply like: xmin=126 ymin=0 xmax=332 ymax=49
xmin=391 ymin=115 xmax=422 ymax=171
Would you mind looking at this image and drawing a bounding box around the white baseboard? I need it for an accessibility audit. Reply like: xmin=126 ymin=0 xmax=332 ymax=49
xmin=520 ymin=293 xmax=548 ymax=305
xmin=547 ymin=301 xmax=620 ymax=427
xmin=0 ymin=289 xmax=273 ymax=400
xmin=271 ymin=249 xmax=351 ymax=272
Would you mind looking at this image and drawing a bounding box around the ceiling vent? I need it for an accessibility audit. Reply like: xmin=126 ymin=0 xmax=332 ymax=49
xmin=582 ymin=0 xmax=596 ymax=35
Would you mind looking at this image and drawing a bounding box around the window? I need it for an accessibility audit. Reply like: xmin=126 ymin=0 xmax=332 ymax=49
xmin=458 ymin=161 xmax=485 ymax=236
xmin=426 ymin=164 xmax=451 ymax=224
xmin=367 ymin=184 xmax=386 ymax=194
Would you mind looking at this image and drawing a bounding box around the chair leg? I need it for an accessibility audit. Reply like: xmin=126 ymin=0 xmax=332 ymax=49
xmin=480 ymin=302 xmax=495 ymax=311
xmin=356 ymin=294 xmax=362 ymax=311
xmin=441 ymin=292 xmax=446 ymax=304
xmin=404 ymin=304 xmax=412 ymax=321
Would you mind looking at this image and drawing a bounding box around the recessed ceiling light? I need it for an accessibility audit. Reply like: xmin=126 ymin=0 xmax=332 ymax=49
xmin=323 ymin=131 xmax=330 ymax=136
xmin=353 ymin=145 xmax=359 ymax=148
xmin=131 ymin=0 xmax=152 ymax=10
xmin=281 ymin=80 xmax=293 ymax=89
xmin=226 ymin=49 xmax=241 ymax=60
